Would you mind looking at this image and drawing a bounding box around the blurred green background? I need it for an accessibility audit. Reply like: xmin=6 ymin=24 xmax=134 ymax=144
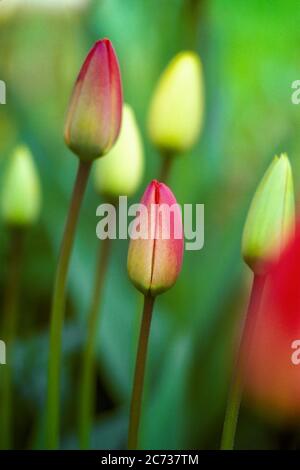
xmin=0 ymin=0 xmax=300 ymax=450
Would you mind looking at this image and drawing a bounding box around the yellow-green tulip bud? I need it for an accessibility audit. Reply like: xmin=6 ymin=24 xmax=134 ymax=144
xmin=1 ymin=146 xmax=42 ymax=226
xmin=93 ymin=104 xmax=144 ymax=197
xmin=242 ymin=153 xmax=295 ymax=274
xmin=147 ymin=51 xmax=204 ymax=154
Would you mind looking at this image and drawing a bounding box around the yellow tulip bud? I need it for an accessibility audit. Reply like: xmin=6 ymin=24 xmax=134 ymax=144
xmin=1 ymin=146 xmax=42 ymax=226
xmin=147 ymin=51 xmax=204 ymax=154
xmin=242 ymin=153 xmax=295 ymax=274
xmin=94 ymin=104 xmax=144 ymax=197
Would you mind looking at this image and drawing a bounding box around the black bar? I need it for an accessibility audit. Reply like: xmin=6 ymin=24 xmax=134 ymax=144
xmin=0 ymin=450 xmax=299 ymax=465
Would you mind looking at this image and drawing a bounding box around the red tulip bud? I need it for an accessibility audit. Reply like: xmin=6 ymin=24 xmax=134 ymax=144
xmin=241 ymin=223 xmax=300 ymax=421
xmin=127 ymin=180 xmax=184 ymax=297
xmin=64 ymin=38 xmax=123 ymax=161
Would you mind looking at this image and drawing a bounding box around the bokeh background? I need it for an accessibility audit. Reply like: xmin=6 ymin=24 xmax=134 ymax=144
xmin=1 ymin=0 xmax=300 ymax=450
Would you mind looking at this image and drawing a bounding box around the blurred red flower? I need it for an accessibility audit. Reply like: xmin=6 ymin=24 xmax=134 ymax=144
xmin=241 ymin=222 xmax=300 ymax=421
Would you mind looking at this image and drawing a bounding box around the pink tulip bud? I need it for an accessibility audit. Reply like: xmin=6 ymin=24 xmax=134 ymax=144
xmin=127 ymin=180 xmax=184 ymax=297
xmin=240 ymin=222 xmax=300 ymax=421
xmin=64 ymin=38 xmax=123 ymax=161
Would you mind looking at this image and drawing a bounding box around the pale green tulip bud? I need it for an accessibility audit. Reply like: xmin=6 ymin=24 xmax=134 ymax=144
xmin=93 ymin=104 xmax=144 ymax=197
xmin=147 ymin=51 xmax=204 ymax=154
xmin=1 ymin=146 xmax=42 ymax=226
xmin=242 ymin=154 xmax=295 ymax=274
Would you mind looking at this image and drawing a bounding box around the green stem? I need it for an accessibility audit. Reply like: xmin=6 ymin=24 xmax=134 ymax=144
xmin=128 ymin=295 xmax=155 ymax=450
xmin=220 ymin=368 xmax=243 ymax=451
xmin=0 ymin=228 xmax=24 ymax=450
xmin=159 ymin=152 xmax=174 ymax=183
xmin=184 ymin=0 xmax=203 ymax=50
xmin=220 ymin=273 xmax=266 ymax=450
xmin=46 ymin=160 xmax=91 ymax=449
xmin=78 ymin=237 xmax=111 ymax=449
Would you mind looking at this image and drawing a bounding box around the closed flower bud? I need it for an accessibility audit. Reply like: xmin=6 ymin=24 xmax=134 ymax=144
xmin=64 ymin=38 xmax=123 ymax=162
xmin=147 ymin=51 xmax=204 ymax=154
xmin=94 ymin=103 xmax=144 ymax=197
xmin=241 ymin=225 xmax=300 ymax=420
xmin=242 ymin=154 xmax=295 ymax=274
xmin=127 ymin=180 xmax=184 ymax=296
xmin=1 ymin=145 xmax=41 ymax=226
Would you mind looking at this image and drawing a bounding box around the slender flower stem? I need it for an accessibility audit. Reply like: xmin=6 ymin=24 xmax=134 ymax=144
xmin=46 ymin=160 xmax=91 ymax=449
xmin=159 ymin=152 xmax=174 ymax=183
xmin=128 ymin=295 xmax=155 ymax=450
xmin=220 ymin=367 xmax=243 ymax=451
xmin=184 ymin=0 xmax=203 ymax=49
xmin=221 ymin=273 xmax=266 ymax=450
xmin=78 ymin=237 xmax=112 ymax=449
xmin=0 ymin=228 xmax=24 ymax=450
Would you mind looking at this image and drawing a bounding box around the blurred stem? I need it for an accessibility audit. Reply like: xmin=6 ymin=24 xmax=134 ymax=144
xmin=159 ymin=151 xmax=174 ymax=183
xmin=46 ymin=160 xmax=91 ymax=450
xmin=128 ymin=295 xmax=155 ymax=450
xmin=0 ymin=228 xmax=24 ymax=450
xmin=78 ymin=237 xmax=111 ymax=449
xmin=220 ymin=367 xmax=243 ymax=451
xmin=221 ymin=273 xmax=266 ymax=450
xmin=184 ymin=0 xmax=203 ymax=49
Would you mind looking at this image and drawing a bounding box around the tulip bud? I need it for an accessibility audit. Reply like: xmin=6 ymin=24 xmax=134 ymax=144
xmin=241 ymin=224 xmax=300 ymax=420
xmin=127 ymin=180 xmax=184 ymax=296
xmin=242 ymin=154 xmax=295 ymax=274
xmin=64 ymin=38 xmax=123 ymax=162
xmin=147 ymin=51 xmax=203 ymax=154
xmin=94 ymin=103 xmax=144 ymax=197
xmin=1 ymin=145 xmax=41 ymax=226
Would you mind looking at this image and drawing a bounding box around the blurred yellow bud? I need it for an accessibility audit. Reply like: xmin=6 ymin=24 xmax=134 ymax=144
xmin=1 ymin=146 xmax=42 ymax=226
xmin=94 ymin=104 xmax=144 ymax=197
xmin=242 ymin=153 xmax=295 ymax=274
xmin=147 ymin=51 xmax=204 ymax=154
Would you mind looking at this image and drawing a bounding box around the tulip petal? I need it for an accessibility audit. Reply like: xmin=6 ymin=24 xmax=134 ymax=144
xmin=127 ymin=182 xmax=156 ymax=295
xmin=150 ymin=182 xmax=183 ymax=295
xmin=148 ymin=51 xmax=203 ymax=154
xmin=242 ymin=153 xmax=295 ymax=274
xmin=1 ymin=146 xmax=41 ymax=226
xmin=128 ymin=180 xmax=184 ymax=297
xmin=65 ymin=39 xmax=123 ymax=161
xmin=241 ymin=225 xmax=300 ymax=421
xmin=94 ymin=103 xmax=144 ymax=197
